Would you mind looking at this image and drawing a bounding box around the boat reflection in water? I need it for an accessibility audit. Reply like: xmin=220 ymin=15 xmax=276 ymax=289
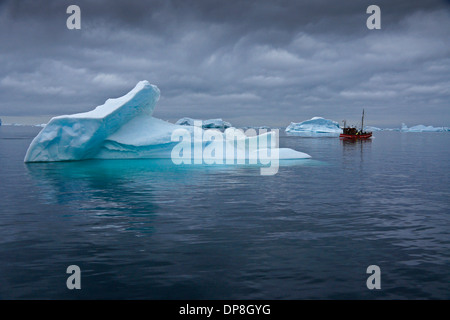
xmin=341 ymin=132 xmax=372 ymax=164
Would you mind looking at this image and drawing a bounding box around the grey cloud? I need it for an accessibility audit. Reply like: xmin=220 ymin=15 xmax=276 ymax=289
xmin=0 ymin=0 xmax=449 ymax=127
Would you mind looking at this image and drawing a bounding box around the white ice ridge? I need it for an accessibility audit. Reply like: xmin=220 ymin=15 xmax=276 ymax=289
xmin=400 ymin=123 xmax=449 ymax=132
xmin=285 ymin=117 xmax=342 ymax=137
xmin=176 ymin=117 xmax=232 ymax=129
xmin=24 ymin=81 xmax=311 ymax=162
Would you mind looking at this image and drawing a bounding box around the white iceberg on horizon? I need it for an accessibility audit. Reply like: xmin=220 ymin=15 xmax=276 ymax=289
xmin=400 ymin=123 xmax=449 ymax=132
xmin=24 ymin=81 xmax=311 ymax=163
xmin=285 ymin=117 xmax=342 ymax=137
xmin=364 ymin=126 xmax=383 ymax=132
xmin=241 ymin=125 xmax=271 ymax=130
xmin=176 ymin=117 xmax=232 ymax=129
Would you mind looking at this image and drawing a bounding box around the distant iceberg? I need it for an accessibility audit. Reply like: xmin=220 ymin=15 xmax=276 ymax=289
xmin=364 ymin=126 xmax=383 ymax=132
xmin=0 ymin=123 xmax=46 ymax=127
xmin=24 ymin=81 xmax=311 ymax=163
xmin=285 ymin=117 xmax=342 ymax=137
xmin=400 ymin=123 xmax=449 ymax=132
xmin=176 ymin=117 xmax=232 ymax=129
xmin=241 ymin=125 xmax=271 ymax=131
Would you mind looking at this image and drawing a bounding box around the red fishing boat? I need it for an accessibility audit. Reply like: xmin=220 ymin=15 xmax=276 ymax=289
xmin=340 ymin=109 xmax=372 ymax=140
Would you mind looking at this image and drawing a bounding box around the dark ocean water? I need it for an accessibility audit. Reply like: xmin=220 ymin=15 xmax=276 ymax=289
xmin=0 ymin=125 xmax=448 ymax=299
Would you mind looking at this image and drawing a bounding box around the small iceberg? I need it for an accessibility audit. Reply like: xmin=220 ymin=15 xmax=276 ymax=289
xmin=24 ymin=81 xmax=311 ymax=166
xmin=176 ymin=117 xmax=232 ymax=129
xmin=400 ymin=123 xmax=449 ymax=132
xmin=285 ymin=117 xmax=342 ymax=137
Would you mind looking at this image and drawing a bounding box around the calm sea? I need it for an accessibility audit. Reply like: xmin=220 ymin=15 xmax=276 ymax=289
xmin=0 ymin=125 xmax=448 ymax=299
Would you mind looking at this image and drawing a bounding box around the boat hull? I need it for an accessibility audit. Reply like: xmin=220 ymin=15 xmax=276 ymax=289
xmin=339 ymin=133 xmax=372 ymax=140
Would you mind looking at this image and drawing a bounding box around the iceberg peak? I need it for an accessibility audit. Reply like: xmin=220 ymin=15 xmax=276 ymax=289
xmin=24 ymin=81 xmax=160 ymax=162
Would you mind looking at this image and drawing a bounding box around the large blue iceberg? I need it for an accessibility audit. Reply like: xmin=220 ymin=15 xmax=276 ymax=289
xmin=24 ymin=81 xmax=311 ymax=163
xmin=285 ymin=117 xmax=342 ymax=137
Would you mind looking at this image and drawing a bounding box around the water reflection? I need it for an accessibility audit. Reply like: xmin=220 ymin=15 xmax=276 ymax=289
xmin=25 ymin=158 xmax=317 ymax=223
xmin=341 ymin=138 xmax=372 ymax=161
xmin=340 ymin=137 xmax=373 ymax=148
xmin=25 ymin=159 xmax=238 ymax=210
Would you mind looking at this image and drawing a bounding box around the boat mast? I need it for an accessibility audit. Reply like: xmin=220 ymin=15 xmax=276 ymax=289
xmin=361 ymin=109 xmax=364 ymax=132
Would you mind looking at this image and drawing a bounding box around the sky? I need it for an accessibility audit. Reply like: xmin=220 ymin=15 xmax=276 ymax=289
xmin=0 ymin=0 xmax=449 ymax=127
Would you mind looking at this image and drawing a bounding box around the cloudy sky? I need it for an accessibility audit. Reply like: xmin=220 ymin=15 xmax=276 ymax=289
xmin=0 ymin=0 xmax=449 ymax=127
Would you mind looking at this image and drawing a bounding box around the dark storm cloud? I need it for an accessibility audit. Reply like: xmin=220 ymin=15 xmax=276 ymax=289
xmin=0 ymin=0 xmax=449 ymax=126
